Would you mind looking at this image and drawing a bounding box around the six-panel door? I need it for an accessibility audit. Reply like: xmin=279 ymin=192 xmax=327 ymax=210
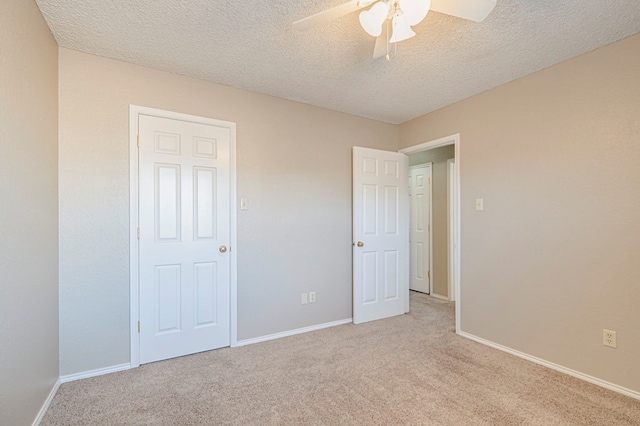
xmin=138 ymin=114 xmax=230 ymax=364
xmin=352 ymin=147 xmax=409 ymax=324
xmin=409 ymin=164 xmax=431 ymax=294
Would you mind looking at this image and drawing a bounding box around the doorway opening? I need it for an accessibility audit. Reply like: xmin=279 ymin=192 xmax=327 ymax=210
xmin=400 ymin=134 xmax=460 ymax=333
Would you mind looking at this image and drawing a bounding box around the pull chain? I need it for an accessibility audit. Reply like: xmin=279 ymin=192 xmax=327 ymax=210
xmin=385 ymin=20 xmax=391 ymax=61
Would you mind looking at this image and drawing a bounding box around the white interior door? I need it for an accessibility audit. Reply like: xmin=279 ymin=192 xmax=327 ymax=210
xmin=138 ymin=114 xmax=231 ymax=364
xmin=352 ymin=147 xmax=409 ymax=324
xmin=409 ymin=164 xmax=432 ymax=294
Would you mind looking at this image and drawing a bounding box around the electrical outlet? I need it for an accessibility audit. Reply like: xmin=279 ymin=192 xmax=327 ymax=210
xmin=603 ymin=329 xmax=616 ymax=348
xmin=309 ymin=292 xmax=316 ymax=303
xmin=301 ymin=293 xmax=308 ymax=305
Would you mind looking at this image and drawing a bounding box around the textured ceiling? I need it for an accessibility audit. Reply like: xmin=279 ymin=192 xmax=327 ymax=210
xmin=36 ymin=0 xmax=640 ymax=124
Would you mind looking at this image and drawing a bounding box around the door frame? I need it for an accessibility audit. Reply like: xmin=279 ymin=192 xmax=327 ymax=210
xmin=400 ymin=134 xmax=461 ymax=334
xmin=447 ymin=158 xmax=457 ymax=302
xmin=128 ymin=105 xmax=238 ymax=368
xmin=408 ymin=163 xmax=433 ymax=295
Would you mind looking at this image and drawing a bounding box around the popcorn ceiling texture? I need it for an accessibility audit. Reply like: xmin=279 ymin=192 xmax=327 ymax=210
xmin=35 ymin=0 xmax=640 ymax=123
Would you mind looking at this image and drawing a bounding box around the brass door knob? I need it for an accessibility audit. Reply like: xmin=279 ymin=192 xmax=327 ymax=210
xmin=356 ymin=241 xmax=364 ymax=247
xmin=219 ymin=245 xmax=227 ymax=253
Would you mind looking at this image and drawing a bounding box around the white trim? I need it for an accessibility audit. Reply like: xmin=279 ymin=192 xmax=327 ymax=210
xmin=32 ymin=378 xmax=61 ymax=426
xmin=400 ymin=134 xmax=458 ymax=154
xmin=430 ymin=292 xmax=449 ymax=301
xmin=400 ymin=134 xmax=461 ymax=334
xmin=447 ymin=158 xmax=456 ymax=302
xmin=427 ymin=163 xmax=433 ymax=295
xmin=229 ymin=123 xmax=238 ymax=347
xmin=458 ymin=331 xmax=640 ymax=401
xmin=236 ymin=319 xmax=353 ymax=347
xmin=129 ymin=105 xmax=238 ymax=365
xmin=129 ymin=106 xmax=140 ymax=368
xmin=60 ymin=363 xmax=132 ymax=384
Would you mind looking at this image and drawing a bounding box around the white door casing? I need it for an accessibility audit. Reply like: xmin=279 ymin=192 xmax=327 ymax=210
xmin=352 ymin=147 xmax=409 ymax=324
xmin=409 ymin=164 xmax=432 ymax=294
xmin=447 ymin=159 xmax=457 ymax=302
xmin=130 ymin=107 xmax=237 ymax=366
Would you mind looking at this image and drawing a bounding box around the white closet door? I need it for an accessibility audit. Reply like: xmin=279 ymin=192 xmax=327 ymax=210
xmin=138 ymin=114 xmax=230 ymax=364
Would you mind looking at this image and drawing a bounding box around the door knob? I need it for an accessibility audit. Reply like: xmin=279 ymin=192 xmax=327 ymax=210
xmin=356 ymin=241 xmax=364 ymax=247
xmin=219 ymin=245 xmax=227 ymax=253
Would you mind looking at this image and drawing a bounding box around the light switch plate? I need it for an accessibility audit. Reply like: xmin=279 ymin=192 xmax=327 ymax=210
xmin=475 ymin=198 xmax=484 ymax=211
xmin=240 ymin=198 xmax=248 ymax=211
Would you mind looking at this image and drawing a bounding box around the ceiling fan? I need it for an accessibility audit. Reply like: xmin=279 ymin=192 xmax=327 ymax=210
xmin=293 ymin=0 xmax=497 ymax=59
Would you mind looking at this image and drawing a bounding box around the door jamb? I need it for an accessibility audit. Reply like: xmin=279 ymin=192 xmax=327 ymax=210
xmin=128 ymin=105 xmax=238 ymax=368
xmin=408 ymin=163 xmax=433 ymax=295
xmin=399 ymin=134 xmax=461 ymax=334
xmin=447 ymin=158 xmax=456 ymax=302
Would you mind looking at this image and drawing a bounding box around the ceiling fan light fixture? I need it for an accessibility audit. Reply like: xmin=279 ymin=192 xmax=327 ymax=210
xmin=359 ymin=1 xmax=390 ymax=37
xmin=389 ymin=13 xmax=416 ymax=43
xmin=399 ymin=0 xmax=431 ymax=26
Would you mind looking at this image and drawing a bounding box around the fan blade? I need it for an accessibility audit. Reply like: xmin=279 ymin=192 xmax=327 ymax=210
xmin=430 ymin=0 xmax=497 ymax=22
xmin=372 ymin=23 xmax=389 ymax=59
xmin=293 ymin=0 xmax=372 ymax=31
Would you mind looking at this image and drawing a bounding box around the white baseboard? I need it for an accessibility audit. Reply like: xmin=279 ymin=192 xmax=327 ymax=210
xmin=430 ymin=293 xmax=450 ymax=301
xmin=32 ymin=377 xmax=61 ymax=426
xmin=60 ymin=363 xmax=131 ymax=384
xmin=236 ymin=318 xmax=353 ymax=347
xmin=458 ymin=331 xmax=640 ymax=401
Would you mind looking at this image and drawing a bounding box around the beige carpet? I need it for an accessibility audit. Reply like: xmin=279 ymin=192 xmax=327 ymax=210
xmin=43 ymin=293 xmax=640 ymax=425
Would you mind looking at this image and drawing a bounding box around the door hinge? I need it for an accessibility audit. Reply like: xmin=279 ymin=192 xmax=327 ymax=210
xmin=428 ymin=224 xmax=430 ymax=232
xmin=137 ymin=134 xmax=140 ymax=148
xmin=428 ymin=271 xmax=430 ymax=279
xmin=138 ymin=321 xmax=141 ymax=333
xmin=137 ymin=228 xmax=140 ymax=240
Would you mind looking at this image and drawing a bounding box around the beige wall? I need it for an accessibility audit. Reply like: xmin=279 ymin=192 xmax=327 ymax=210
xmin=0 ymin=0 xmax=59 ymax=424
xmin=58 ymin=48 xmax=398 ymax=375
xmin=399 ymin=34 xmax=640 ymax=392
xmin=14 ymin=2 xmax=637 ymax=400
xmin=409 ymin=145 xmax=455 ymax=298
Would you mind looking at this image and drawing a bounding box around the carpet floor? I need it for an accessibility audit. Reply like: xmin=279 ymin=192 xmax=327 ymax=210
xmin=42 ymin=293 xmax=640 ymax=425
